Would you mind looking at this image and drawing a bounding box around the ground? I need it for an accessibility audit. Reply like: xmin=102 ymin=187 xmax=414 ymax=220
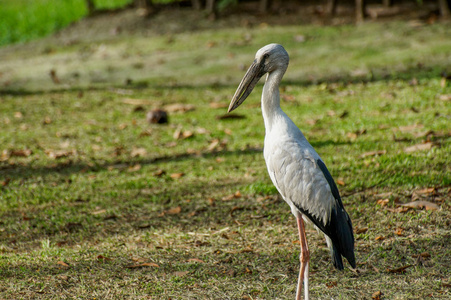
xmin=0 ymin=5 xmax=450 ymax=300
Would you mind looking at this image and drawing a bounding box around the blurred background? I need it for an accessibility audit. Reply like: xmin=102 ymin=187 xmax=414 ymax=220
xmin=0 ymin=1 xmax=450 ymax=299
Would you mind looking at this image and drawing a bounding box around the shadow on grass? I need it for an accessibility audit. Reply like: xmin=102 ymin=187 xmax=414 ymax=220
xmin=1 ymin=224 xmax=449 ymax=299
xmin=0 ymin=63 xmax=448 ymax=96
xmin=0 ymin=138 xmax=352 ymax=181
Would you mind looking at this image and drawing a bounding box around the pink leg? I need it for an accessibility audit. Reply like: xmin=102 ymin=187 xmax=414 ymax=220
xmin=295 ymin=217 xmax=310 ymax=300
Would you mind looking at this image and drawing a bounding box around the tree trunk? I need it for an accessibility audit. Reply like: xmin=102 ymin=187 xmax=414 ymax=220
xmin=259 ymin=0 xmax=271 ymax=13
xmin=382 ymin=0 xmax=391 ymax=7
xmin=86 ymin=0 xmax=95 ymax=14
xmin=326 ymin=0 xmax=338 ymax=16
xmin=134 ymin=0 xmax=154 ymax=9
xmin=355 ymin=0 xmax=364 ymax=23
xmin=206 ymin=0 xmax=217 ymax=19
xmin=438 ymin=0 xmax=450 ymax=19
xmin=191 ymin=0 xmax=202 ymax=10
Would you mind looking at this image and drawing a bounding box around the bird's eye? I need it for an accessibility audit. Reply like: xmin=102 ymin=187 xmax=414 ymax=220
xmin=263 ymin=54 xmax=269 ymax=60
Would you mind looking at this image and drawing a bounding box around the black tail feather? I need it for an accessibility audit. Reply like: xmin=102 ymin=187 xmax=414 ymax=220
xmin=316 ymin=159 xmax=356 ymax=269
xmin=331 ymin=205 xmax=356 ymax=269
xmin=331 ymin=244 xmax=344 ymax=270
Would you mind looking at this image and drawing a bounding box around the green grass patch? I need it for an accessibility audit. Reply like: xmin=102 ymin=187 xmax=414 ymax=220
xmin=0 ymin=15 xmax=450 ymax=299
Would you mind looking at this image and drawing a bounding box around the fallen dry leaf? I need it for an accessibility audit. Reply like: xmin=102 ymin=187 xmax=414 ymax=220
xmin=170 ymin=172 xmax=184 ymax=179
xmin=372 ymin=291 xmax=382 ymax=300
xmin=394 ymin=228 xmax=404 ymax=236
xmin=421 ymin=252 xmax=431 ymax=258
xmin=126 ymin=262 xmax=159 ymax=269
xmin=187 ymin=258 xmax=205 ymax=263
xmin=387 ymin=265 xmax=412 ymax=274
xmin=91 ymin=209 xmax=107 ymax=215
xmin=43 ymin=116 xmax=52 ymax=125
xmin=139 ymin=129 xmax=152 ymax=137
xmin=20 ymin=124 xmax=28 ymax=131
xmin=326 ymin=281 xmax=338 ymax=288
xmin=375 ymin=236 xmax=385 ymax=241
xmin=166 ymin=206 xmax=181 ymax=215
xmin=57 ymin=275 xmax=69 ymax=281
xmin=360 ymin=150 xmax=386 ymax=158
xmin=14 ymin=111 xmax=23 ymax=119
xmin=122 ymin=98 xmax=154 ymax=106
xmin=305 ymin=119 xmax=318 ymax=126
xmin=45 ymin=149 xmax=75 ymax=159
xmin=196 ymin=127 xmax=209 ymax=134
xmin=164 ymin=103 xmax=195 ymax=113
xmin=412 ymin=252 xmax=431 ymax=259
xmin=224 ymin=128 xmax=232 ymax=135
xmin=153 ymin=169 xmax=166 ymax=177
xmin=173 ymin=271 xmax=189 ymax=277
xmin=57 ymin=261 xmax=69 ymax=267
xmin=97 ymin=255 xmax=112 ymax=261
xmin=128 ymin=164 xmax=142 ymax=172
xmin=209 ymin=102 xmax=228 ymax=109
xmin=173 ymin=127 xmax=183 ymax=139
xmin=404 ymin=142 xmax=434 ymax=153
xmin=60 ymin=140 xmax=70 ymax=149
xmin=346 ymin=132 xmax=358 ymax=139
xmin=9 ymin=149 xmax=32 ymax=157
xmin=438 ymin=94 xmax=451 ymax=101
xmin=398 ymin=124 xmax=424 ymax=133
xmin=131 ymin=147 xmax=147 ymax=157
xmin=374 ymin=191 xmax=392 ymax=198
xmin=165 ymin=141 xmax=177 ymax=148
xmin=182 ymin=130 xmax=194 ymax=139
xmin=281 ymin=94 xmax=296 ymax=102
xmin=336 ymin=179 xmax=345 ymax=186
xmin=386 ymin=207 xmax=411 ymax=213
xmin=411 ymin=188 xmax=436 ymax=200
xmin=50 ymin=69 xmax=60 ymax=84
xmin=0 ymin=150 xmax=9 ymax=161
xmin=207 ymin=139 xmax=220 ymax=151
xmin=230 ymin=206 xmax=244 ymax=217
xmin=413 ymin=130 xmax=434 ymax=139
xmin=131 ymin=257 xmax=148 ymax=263
xmin=415 ymin=187 xmax=436 ymax=195
xmin=376 ymin=199 xmax=389 ymax=207
xmin=222 ymin=191 xmax=242 ymax=201
xmin=355 ymin=227 xmax=368 ymax=234
xmin=398 ymin=200 xmax=439 ymax=211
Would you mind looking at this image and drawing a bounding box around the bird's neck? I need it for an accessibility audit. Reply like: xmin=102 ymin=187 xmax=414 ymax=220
xmin=261 ymin=69 xmax=284 ymax=132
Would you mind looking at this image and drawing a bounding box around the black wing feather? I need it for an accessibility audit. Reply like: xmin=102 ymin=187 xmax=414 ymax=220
xmin=316 ymin=159 xmax=356 ymax=269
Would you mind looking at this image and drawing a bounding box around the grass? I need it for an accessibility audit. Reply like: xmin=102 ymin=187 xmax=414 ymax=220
xmin=0 ymin=0 xmax=138 ymax=46
xmin=0 ymin=10 xmax=451 ymax=300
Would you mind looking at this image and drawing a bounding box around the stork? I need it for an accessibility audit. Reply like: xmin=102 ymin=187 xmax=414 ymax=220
xmin=228 ymin=44 xmax=356 ymax=300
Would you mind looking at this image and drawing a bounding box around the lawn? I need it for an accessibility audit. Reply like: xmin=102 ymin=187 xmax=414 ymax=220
xmin=0 ymin=7 xmax=450 ymax=300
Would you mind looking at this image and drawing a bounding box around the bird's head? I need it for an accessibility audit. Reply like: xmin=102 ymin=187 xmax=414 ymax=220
xmin=228 ymin=44 xmax=289 ymax=113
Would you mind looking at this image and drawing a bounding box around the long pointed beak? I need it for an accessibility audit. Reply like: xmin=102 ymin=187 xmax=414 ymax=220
xmin=228 ymin=60 xmax=265 ymax=113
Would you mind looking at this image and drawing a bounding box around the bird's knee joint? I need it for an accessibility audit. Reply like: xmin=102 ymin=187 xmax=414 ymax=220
xmin=300 ymin=251 xmax=310 ymax=263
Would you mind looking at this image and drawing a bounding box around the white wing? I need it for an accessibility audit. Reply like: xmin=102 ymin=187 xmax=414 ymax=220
xmin=264 ymin=137 xmax=335 ymax=227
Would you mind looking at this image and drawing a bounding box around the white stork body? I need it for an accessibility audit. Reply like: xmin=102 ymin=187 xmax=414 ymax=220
xmin=228 ymin=44 xmax=356 ymax=300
